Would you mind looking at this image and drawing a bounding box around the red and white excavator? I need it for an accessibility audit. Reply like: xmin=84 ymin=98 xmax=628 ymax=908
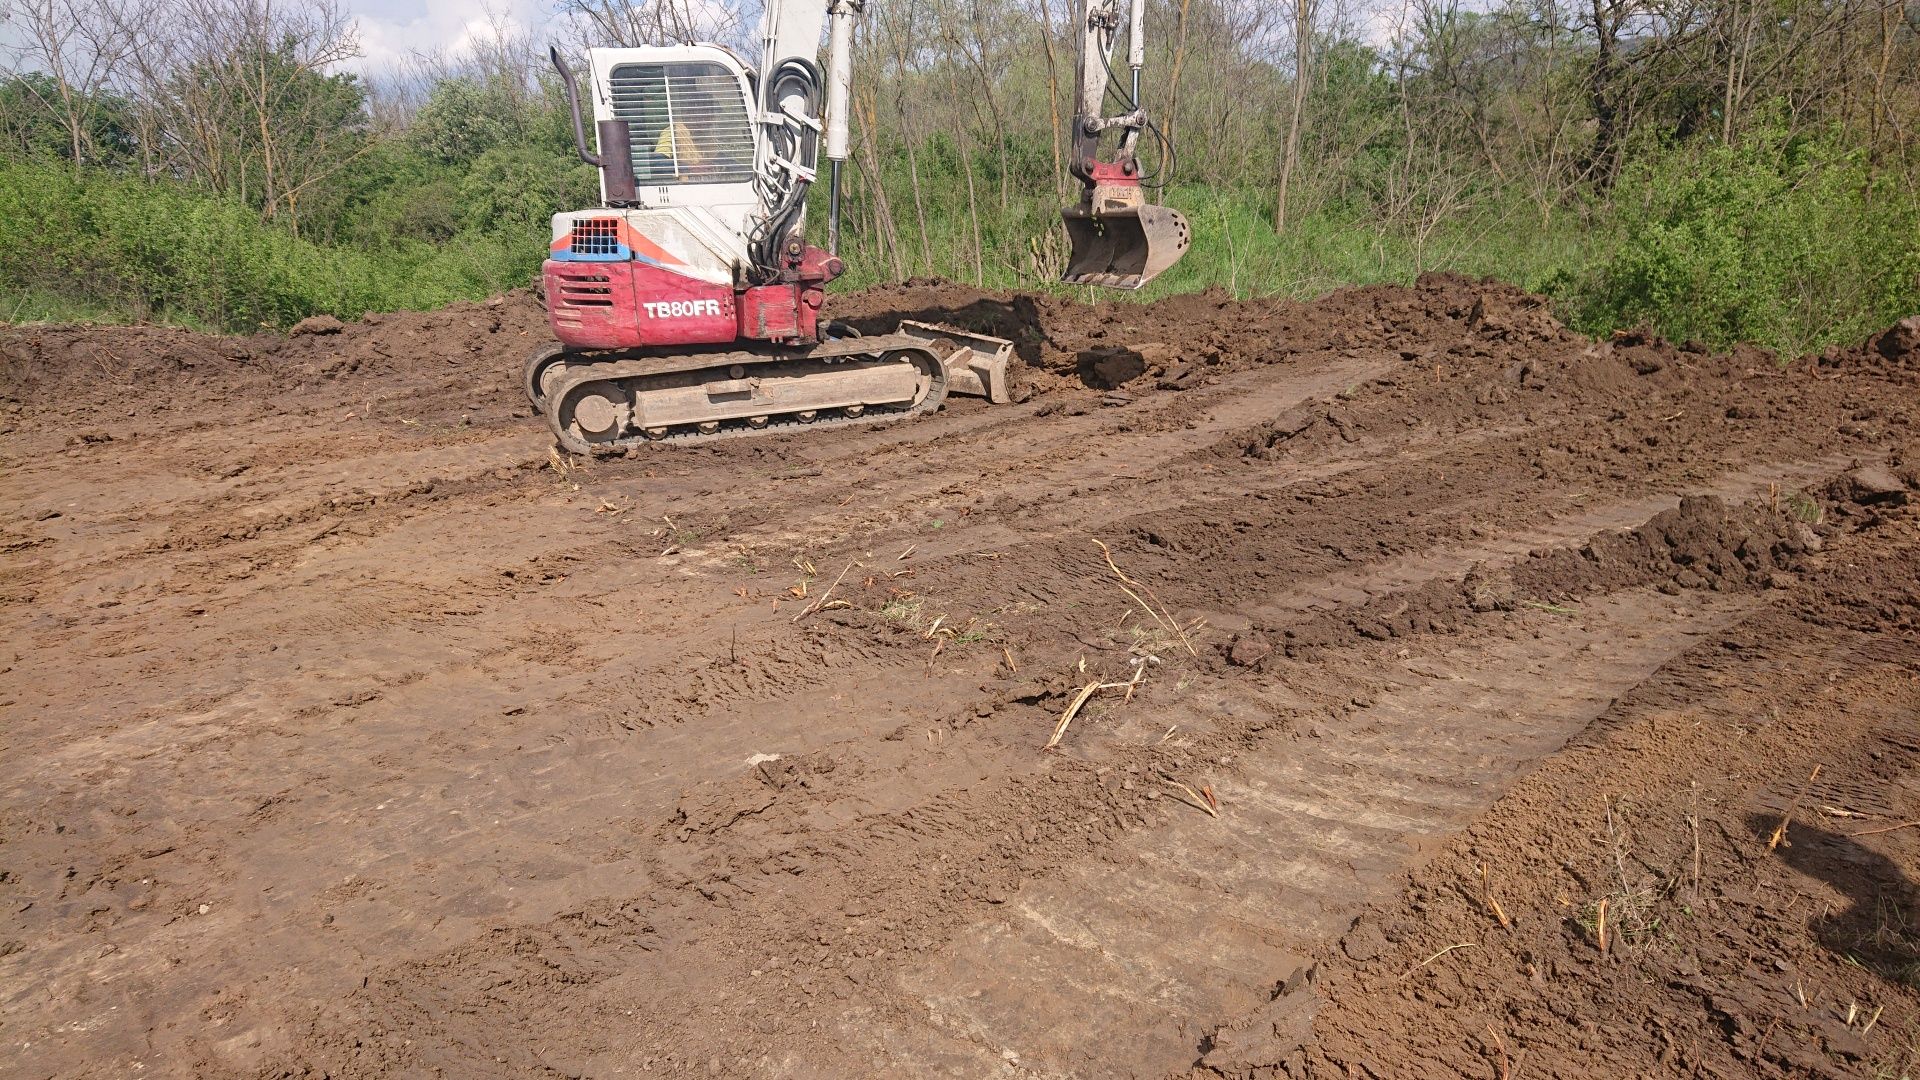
xmin=528 ymin=0 xmax=1189 ymax=450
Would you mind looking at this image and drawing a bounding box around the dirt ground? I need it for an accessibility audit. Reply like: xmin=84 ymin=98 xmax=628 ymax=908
xmin=2 ymin=275 xmax=1918 ymax=1079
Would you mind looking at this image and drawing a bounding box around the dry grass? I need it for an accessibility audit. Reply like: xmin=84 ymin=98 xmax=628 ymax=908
xmin=1093 ymin=538 xmax=1197 ymax=657
xmin=1042 ymin=657 xmax=1161 ymax=751
xmin=792 ymin=559 xmax=857 ymax=622
xmin=879 ymin=597 xmax=998 ymax=644
xmin=1160 ymin=773 xmax=1219 ymax=817
xmin=1577 ymin=796 xmax=1675 ymax=955
xmin=1046 ymin=682 xmax=1105 ymax=750
xmin=1403 ymin=941 xmax=1478 ymax=978
xmin=1867 ymin=1017 xmax=1919 ymax=1080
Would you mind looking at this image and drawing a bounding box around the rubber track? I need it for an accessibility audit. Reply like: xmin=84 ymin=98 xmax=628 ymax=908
xmin=536 ymin=333 xmax=952 ymax=453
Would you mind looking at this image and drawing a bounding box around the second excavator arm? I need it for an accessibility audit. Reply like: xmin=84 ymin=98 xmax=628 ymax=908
xmin=774 ymin=0 xmax=1189 ymax=287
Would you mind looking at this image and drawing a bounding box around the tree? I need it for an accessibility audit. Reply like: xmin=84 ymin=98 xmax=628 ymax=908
xmin=1275 ymin=0 xmax=1319 ymax=231
xmin=0 ymin=0 xmax=138 ymax=168
xmin=411 ymin=77 xmax=527 ymax=164
xmin=0 ymin=72 xmax=138 ymax=163
xmin=121 ymin=0 xmax=366 ymax=232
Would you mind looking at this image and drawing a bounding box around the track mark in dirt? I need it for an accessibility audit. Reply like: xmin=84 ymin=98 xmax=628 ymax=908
xmin=863 ymin=589 xmax=1754 ymax=1077
xmin=2 ymin=279 xmax=1915 ymax=1079
xmin=1289 ymin=502 xmax=1920 ymax=1080
xmin=1241 ymin=451 xmax=1860 ymax=627
xmin=697 ymin=352 xmax=1398 ymax=559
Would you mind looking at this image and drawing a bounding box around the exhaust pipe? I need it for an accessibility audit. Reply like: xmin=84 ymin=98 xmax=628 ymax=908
xmin=549 ymin=45 xmax=637 ymax=205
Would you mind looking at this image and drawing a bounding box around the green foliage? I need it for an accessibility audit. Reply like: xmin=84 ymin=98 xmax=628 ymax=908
xmin=173 ymin=48 xmax=370 ymax=213
xmin=310 ymin=140 xmax=467 ymax=247
xmin=411 ymin=78 xmax=528 ymax=164
xmin=4 ymin=1 xmax=1916 ymax=358
xmin=0 ymin=66 xmax=596 ymax=331
xmin=828 ymin=174 xmax=1591 ymax=311
xmin=457 ymin=143 xmax=597 ymax=238
xmin=0 ymin=159 xmax=526 ymax=329
xmin=1558 ymin=127 xmax=1920 ymax=353
xmin=0 ymin=74 xmax=139 ymax=166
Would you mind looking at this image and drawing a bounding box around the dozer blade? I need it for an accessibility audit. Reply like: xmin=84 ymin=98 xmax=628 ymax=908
xmin=1061 ymin=203 xmax=1192 ymax=290
xmin=897 ymin=320 xmax=1013 ymax=403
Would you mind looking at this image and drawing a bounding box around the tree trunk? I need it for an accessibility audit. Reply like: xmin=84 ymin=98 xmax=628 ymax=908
xmin=1036 ymin=0 xmax=1066 ymax=196
xmin=1275 ymin=0 xmax=1313 ymax=232
xmin=1585 ymin=0 xmax=1622 ymax=184
xmin=1166 ymin=0 xmax=1195 ymax=152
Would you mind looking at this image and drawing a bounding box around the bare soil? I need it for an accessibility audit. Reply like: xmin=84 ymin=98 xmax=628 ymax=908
xmin=2 ymin=276 xmax=1917 ymax=1079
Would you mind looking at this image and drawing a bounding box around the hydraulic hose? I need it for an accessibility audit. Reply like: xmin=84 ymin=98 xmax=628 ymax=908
xmin=748 ymin=56 xmax=823 ymax=281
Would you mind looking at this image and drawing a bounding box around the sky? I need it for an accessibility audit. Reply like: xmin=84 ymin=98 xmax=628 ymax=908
xmin=339 ymin=0 xmax=759 ymax=73
xmin=0 ymin=0 xmax=1402 ymax=81
xmin=341 ymin=0 xmax=547 ymax=73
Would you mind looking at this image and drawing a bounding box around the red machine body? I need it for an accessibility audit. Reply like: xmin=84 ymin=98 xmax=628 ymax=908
xmin=542 ymin=220 xmax=843 ymax=352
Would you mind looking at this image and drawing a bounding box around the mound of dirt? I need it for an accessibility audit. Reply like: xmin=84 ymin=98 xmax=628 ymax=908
xmin=0 ymin=293 xmax=549 ymax=429
xmin=835 ymin=273 xmax=1577 ymax=395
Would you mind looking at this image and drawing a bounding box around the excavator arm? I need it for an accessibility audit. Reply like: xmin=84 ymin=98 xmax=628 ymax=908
xmin=804 ymin=0 xmax=1189 ymax=287
xmin=1057 ymin=0 xmax=1192 ymax=287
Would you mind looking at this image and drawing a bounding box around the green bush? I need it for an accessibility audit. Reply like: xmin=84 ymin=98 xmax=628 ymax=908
xmin=7 ymin=115 xmax=1913 ymax=353
xmin=458 ymin=143 xmax=597 ymax=239
xmin=1556 ymin=126 xmax=1920 ymax=354
xmin=0 ymin=158 xmax=535 ymax=329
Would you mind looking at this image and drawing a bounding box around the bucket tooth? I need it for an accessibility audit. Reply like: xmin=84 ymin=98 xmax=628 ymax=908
xmin=1061 ymin=203 xmax=1192 ymax=290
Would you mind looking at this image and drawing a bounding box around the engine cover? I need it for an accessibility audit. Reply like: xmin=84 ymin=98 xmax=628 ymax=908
xmin=544 ymin=209 xmax=843 ymax=350
xmin=544 ymin=260 xmax=738 ymax=350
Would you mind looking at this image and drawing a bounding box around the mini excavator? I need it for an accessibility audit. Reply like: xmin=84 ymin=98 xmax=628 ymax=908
xmin=528 ymin=0 xmax=1189 ymax=450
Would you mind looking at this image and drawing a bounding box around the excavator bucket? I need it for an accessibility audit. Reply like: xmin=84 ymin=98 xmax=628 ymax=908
xmin=1060 ymin=203 xmax=1192 ymax=290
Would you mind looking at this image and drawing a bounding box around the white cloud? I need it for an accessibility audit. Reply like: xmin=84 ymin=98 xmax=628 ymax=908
xmin=340 ymin=0 xmax=545 ymax=74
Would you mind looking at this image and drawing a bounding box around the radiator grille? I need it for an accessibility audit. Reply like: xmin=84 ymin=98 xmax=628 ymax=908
xmin=569 ymin=217 xmax=621 ymax=257
xmin=608 ymin=61 xmax=755 ymax=186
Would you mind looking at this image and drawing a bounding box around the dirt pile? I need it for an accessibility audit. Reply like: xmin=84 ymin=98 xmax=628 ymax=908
xmin=834 ymin=273 xmax=1575 ymax=394
xmin=1 ymin=278 xmax=1916 ymax=1079
xmin=0 ymin=293 xmax=548 ymax=435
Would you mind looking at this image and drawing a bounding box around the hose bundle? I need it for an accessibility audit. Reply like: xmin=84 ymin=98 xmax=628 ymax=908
xmin=746 ymin=56 xmax=824 ymax=282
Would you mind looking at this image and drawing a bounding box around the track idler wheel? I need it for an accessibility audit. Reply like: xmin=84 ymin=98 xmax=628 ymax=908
xmin=524 ymin=342 xmax=569 ymax=408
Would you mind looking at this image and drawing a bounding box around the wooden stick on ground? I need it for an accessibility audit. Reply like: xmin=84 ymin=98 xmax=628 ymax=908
xmin=792 ymin=559 xmax=857 ymax=623
xmin=1849 ymin=819 xmax=1920 ymax=837
xmin=1480 ymin=862 xmax=1513 ymax=930
xmin=1767 ymin=765 xmax=1823 ymax=851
